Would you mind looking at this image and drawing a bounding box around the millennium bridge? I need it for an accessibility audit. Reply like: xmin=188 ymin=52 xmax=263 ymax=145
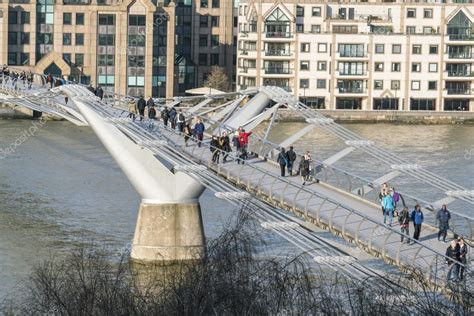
xmin=0 ymin=71 xmax=472 ymax=290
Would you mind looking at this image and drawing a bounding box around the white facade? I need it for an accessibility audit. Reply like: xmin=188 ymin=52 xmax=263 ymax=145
xmin=236 ymin=0 xmax=474 ymax=111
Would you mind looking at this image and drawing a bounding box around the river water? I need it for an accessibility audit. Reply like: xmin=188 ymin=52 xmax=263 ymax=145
xmin=0 ymin=120 xmax=473 ymax=298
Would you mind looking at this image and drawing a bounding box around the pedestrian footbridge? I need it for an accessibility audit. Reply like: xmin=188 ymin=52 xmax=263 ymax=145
xmin=0 ymin=72 xmax=472 ymax=289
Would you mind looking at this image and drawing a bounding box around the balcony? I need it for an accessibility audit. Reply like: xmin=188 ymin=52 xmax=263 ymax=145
xmin=265 ymin=32 xmax=292 ymax=38
xmin=263 ymin=67 xmax=292 ymax=75
xmin=446 ymin=88 xmax=472 ymax=95
xmin=338 ymin=87 xmax=366 ymax=94
xmin=448 ymin=52 xmax=473 ymax=59
xmin=338 ymin=52 xmax=367 ymax=58
xmin=447 ymin=71 xmax=474 ymax=77
xmin=265 ymin=50 xmax=292 ymax=57
xmin=338 ymin=70 xmax=367 ymax=76
xmin=448 ymin=34 xmax=474 ymax=41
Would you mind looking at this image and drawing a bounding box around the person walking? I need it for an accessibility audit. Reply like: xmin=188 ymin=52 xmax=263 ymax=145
xmin=148 ymin=104 xmax=156 ymax=120
xmin=161 ymin=107 xmax=169 ymax=127
xmin=398 ymin=207 xmax=410 ymax=244
xmin=238 ymin=129 xmax=252 ymax=164
xmin=411 ymin=205 xmax=424 ymax=241
xmin=183 ymin=122 xmax=193 ymax=146
xmin=136 ymin=96 xmax=146 ymax=121
xmin=210 ymin=135 xmax=221 ymax=164
xmin=96 ymin=85 xmax=104 ymax=100
xmin=286 ymin=146 xmax=297 ymax=176
xmin=193 ymin=118 xmax=205 ymax=147
xmin=169 ymin=107 xmax=177 ymax=129
xmin=127 ymin=98 xmax=137 ymax=121
xmin=458 ymin=237 xmax=468 ymax=280
xmin=220 ymin=131 xmax=231 ymax=163
xmin=436 ymin=204 xmax=451 ymax=243
xmin=383 ymin=191 xmax=395 ymax=226
xmin=146 ymin=96 xmax=154 ymax=112
xmin=277 ymin=148 xmax=288 ymax=177
xmin=232 ymin=130 xmax=241 ymax=151
xmin=176 ymin=110 xmax=186 ymax=132
xmin=445 ymin=240 xmax=460 ymax=282
xmin=299 ymin=154 xmax=311 ymax=185
xmin=392 ymin=187 xmax=401 ymax=215
xmin=379 ymin=183 xmax=389 ymax=216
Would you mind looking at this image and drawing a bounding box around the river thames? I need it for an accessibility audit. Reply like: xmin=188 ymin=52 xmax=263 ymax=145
xmin=0 ymin=120 xmax=473 ymax=297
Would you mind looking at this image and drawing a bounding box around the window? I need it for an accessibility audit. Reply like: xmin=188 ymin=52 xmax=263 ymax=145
xmin=317 ymin=79 xmax=326 ymax=89
xmin=8 ymin=32 xmax=17 ymax=45
xmin=129 ymin=15 xmax=146 ymax=26
xmin=391 ymin=80 xmax=400 ymax=90
xmin=76 ymin=13 xmax=84 ymax=25
xmin=333 ymin=25 xmax=357 ymax=34
xmin=200 ymin=16 xmax=208 ymax=27
xmin=311 ymin=25 xmax=321 ymax=33
xmin=392 ymin=44 xmax=401 ymax=54
xmin=99 ymin=15 xmax=115 ymax=26
xmin=20 ymin=32 xmax=29 ymax=45
xmin=212 ymin=0 xmax=219 ymax=8
xmin=317 ymin=61 xmax=327 ymax=71
xmin=406 ymin=26 xmax=416 ymax=34
xmin=411 ymin=81 xmax=420 ymax=90
xmin=75 ymin=33 xmax=84 ymax=45
xmin=339 ymin=44 xmax=365 ymax=57
xmin=300 ymin=61 xmax=310 ymax=71
xmin=423 ymin=9 xmax=433 ymax=19
xmin=412 ymin=45 xmax=421 ymax=54
xmin=374 ymin=80 xmax=383 ymax=90
xmin=211 ymin=16 xmax=219 ymax=27
xmin=312 ymin=7 xmax=321 ymax=17
xmin=429 ymin=45 xmax=439 ymax=54
xmin=210 ymin=54 xmax=219 ymax=65
xmin=75 ymin=53 xmax=84 ymax=66
xmin=8 ymin=11 xmax=17 ymax=25
xmin=375 ymin=62 xmax=384 ymax=72
xmin=64 ymin=13 xmax=72 ymax=25
xmin=296 ymin=6 xmax=304 ymax=17
xmin=63 ymin=53 xmax=72 ymax=64
xmin=98 ymin=34 xmax=114 ymax=46
xmin=199 ymin=54 xmax=207 ymax=66
xmin=373 ymin=98 xmax=399 ymax=110
xmin=98 ymin=54 xmax=114 ymax=66
xmin=8 ymin=52 xmax=17 ymax=65
xmin=199 ymin=35 xmax=207 ymax=47
xmin=20 ymin=53 xmax=29 ymax=65
xmin=423 ymin=27 xmax=433 ymax=34
xmin=301 ymin=43 xmax=310 ymax=52
xmin=63 ymin=33 xmax=72 ymax=45
xmin=201 ymin=0 xmax=208 ymax=7
xmin=296 ymin=24 xmax=304 ymax=33
xmin=429 ymin=63 xmax=438 ymax=72
xmin=20 ymin=12 xmax=30 ymax=24
xmin=411 ymin=99 xmax=435 ymax=111
xmin=428 ymin=81 xmax=437 ymax=90
xmin=407 ymin=8 xmax=416 ymax=18
xmin=411 ymin=63 xmax=421 ymax=72
xmin=211 ymin=35 xmax=219 ymax=47
xmin=300 ymin=79 xmax=309 ymax=88
xmin=375 ymin=44 xmax=384 ymax=54
xmin=318 ymin=43 xmax=327 ymax=53
xmin=391 ymin=62 xmax=401 ymax=72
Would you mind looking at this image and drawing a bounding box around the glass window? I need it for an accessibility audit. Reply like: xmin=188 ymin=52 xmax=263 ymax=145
xmin=8 ymin=11 xmax=17 ymax=25
xmin=20 ymin=32 xmax=29 ymax=45
xmin=76 ymin=13 xmax=84 ymax=25
xmin=75 ymin=53 xmax=84 ymax=66
xmin=64 ymin=13 xmax=72 ymax=25
xmin=411 ymin=63 xmax=421 ymax=72
xmin=423 ymin=27 xmax=434 ymax=34
xmin=8 ymin=32 xmax=17 ymax=45
xmin=318 ymin=43 xmax=327 ymax=53
xmin=63 ymin=53 xmax=72 ymax=64
xmin=296 ymin=24 xmax=304 ymax=33
xmin=392 ymin=62 xmax=401 ymax=72
xmin=99 ymin=15 xmax=115 ymax=25
xmin=375 ymin=62 xmax=384 ymax=72
xmin=21 ymin=12 xmax=30 ymax=24
xmin=423 ymin=9 xmax=433 ymax=19
xmin=211 ymin=16 xmax=219 ymax=27
xmin=373 ymin=98 xmax=399 ymax=110
xmin=374 ymin=80 xmax=383 ymax=90
xmin=411 ymin=81 xmax=420 ymax=90
xmin=311 ymin=25 xmax=321 ymax=33
xmin=406 ymin=26 xmax=416 ymax=34
xmin=375 ymin=44 xmax=384 ymax=54
xmin=411 ymin=99 xmax=435 ymax=111
xmin=392 ymin=44 xmax=401 ymax=54
xmin=391 ymin=80 xmax=400 ymax=90
xmin=312 ymin=7 xmax=321 ymax=17
xmin=212 ymin=0 xmax=219 ymax=8
xmin=429 ymin=45 xmax=438 ymax=54
xmin=429 ymin=63 xmax=438 ymax=72
xmin=199 ymin=35 xmax=207 ymax=47
xmin=201 ymin=0 xmax=208 ymax=8
xmin=317 ymin=61 xmax=326 ymax=71
xmin=75 ymin=33 xmax=84 ymax=45
xmin=296 ymin=6 xmax=304 ymax=17
xmin=407 ymin=8 xmax=416 ymax=18
xmin=199 ymin=16 xmax=208 ymax=28
xmin=199 ymin=53 xmax=207 ymax=66
xmin=210 ymin=53 xmax=219 ymax=65
xmin=8 ymin=52 xmax=17 ymax=65
xmin=300 ymin=79 xmax=309 ymax=88
xmin=412 ymin=45 xmax=421 ymax=54
xmin=129 ymin=15 xmax=145 ymax=26
xmin=20 ymin=53 xmax=29 ymax=65
xmin=211 ymin=35 xmax=219 ymax=47
xmin=301 ymin=43 xmax=310 ymax=52
xmin=99 ymin=34 xmax=114 ymax=46
xmin=428 ymin=81 xmax=437 ymax=90
xmin=317 ymin=79 xmax=326 ymax=89
xmin=300 ymin=61 xmax=310 ymax=71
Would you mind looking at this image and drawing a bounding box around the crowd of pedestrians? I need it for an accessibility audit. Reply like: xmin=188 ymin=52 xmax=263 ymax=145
xmin=1 ymin=66 xmax=34 ymax=89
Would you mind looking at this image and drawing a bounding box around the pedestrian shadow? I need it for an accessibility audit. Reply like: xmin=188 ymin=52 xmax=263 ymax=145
xmin=418 ymin=233 xmax=438 ymax=242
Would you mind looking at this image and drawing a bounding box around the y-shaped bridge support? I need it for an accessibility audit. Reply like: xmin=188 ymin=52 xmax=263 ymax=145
xmin=60 ymin=88 xmax=205 ymax=263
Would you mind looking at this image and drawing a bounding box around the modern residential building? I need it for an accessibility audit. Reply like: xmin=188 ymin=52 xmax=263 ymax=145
xmin=0 ymin=0 xmax=237 ymax=98
xmin=236 ymin=0 xmax=474 ymax=111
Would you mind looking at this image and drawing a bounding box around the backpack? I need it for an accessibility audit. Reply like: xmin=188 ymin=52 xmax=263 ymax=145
xmin=148 ymin=107 xmax=156 ymax=119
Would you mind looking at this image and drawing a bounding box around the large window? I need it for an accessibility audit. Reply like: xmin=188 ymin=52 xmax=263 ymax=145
xmin=444 ymin=99 xmax=469 ymax=111
xmin=447 ymin=11 xmax=473 ymax=40
xmin=338 ymin=44 xmax=365 ymax=57
xmin=338 ymin=62 xmax=364 ymax=75
xmin=265 ymin=8 xmax=291 ymax=37
xmin=373 ymin=98 xmax=399 ymax=110
xmin=410 ymin=99 xmax=435 ymax=111
xmin=336 ymin=98 xmax=362 ymax=110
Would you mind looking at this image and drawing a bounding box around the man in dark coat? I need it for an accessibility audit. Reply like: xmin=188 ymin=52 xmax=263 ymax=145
xmin=136 ymin=96 xmax=146 ymax=121
xmin=436 ymin=204 xmax=451 ymax=242
xmin=286 ymin=146 xmax=297 ymax=176
xmin=96 ymin=85 xmax=104 ymax=100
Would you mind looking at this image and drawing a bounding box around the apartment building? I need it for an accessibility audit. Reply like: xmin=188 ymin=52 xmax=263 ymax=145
xmin=0 ymin=0 xmax=237 ymax=98
xmin=236 ymin=0 xmax=474 ymax=111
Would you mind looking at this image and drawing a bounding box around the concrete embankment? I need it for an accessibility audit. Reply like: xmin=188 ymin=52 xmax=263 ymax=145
xmin=0 ymin=103 xmax=58 ymax=120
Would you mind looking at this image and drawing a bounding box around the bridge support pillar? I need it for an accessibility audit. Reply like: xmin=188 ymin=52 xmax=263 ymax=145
xmin=131 ymin=202 xmax=205 ymax=263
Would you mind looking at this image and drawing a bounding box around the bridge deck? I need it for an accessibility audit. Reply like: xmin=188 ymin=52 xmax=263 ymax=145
xmin=153 ymin=125 xmax=459 ymax=283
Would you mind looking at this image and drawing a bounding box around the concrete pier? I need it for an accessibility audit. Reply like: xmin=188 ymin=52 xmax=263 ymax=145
xmin=131 ymin=202 xmax=205 ymax=263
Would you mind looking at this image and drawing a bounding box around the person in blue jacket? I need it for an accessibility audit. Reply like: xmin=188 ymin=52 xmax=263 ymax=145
xmin=383 ymin=191 xmax=395 ymax=226
xmin=411 ymin=204 xmax=424 ymax=241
